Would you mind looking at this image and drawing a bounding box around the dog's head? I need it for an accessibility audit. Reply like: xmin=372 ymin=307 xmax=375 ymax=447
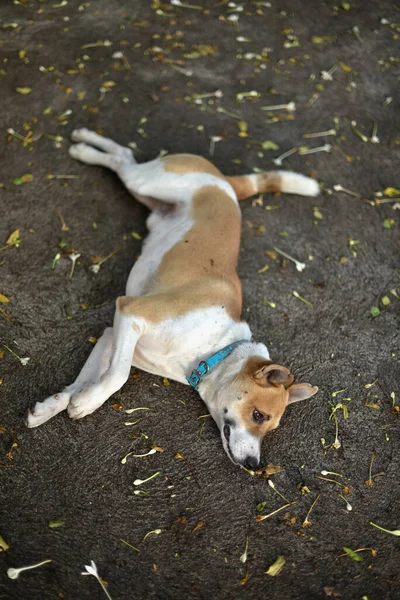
xmin=203 ymin=356 xmax=318 ymax=468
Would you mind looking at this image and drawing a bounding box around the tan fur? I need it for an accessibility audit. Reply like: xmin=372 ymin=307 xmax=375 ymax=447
xmin=235 ymin=357 xmax=290 ymax=436
xmin=226 ymin=173 xmax=282 ymax=201
xmin=119 ymin=184 xmax=242 ymax=322
xmin=162 ymin=154 xmax=223 ymax=177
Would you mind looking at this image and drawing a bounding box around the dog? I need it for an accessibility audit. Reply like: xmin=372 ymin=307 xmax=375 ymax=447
xmin=26 ymin=128 xmax=319 ymax=468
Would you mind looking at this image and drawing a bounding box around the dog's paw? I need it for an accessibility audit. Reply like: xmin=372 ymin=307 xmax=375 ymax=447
xmin=67 ymin=388 xmax=104 ymax=420
xmin=68 ymin=142 xmax=93 ymax=161
xmin=25 ymin=392 xmax=70 ymax=428
xmin=71 ymin=128 xmax=92 ymax=142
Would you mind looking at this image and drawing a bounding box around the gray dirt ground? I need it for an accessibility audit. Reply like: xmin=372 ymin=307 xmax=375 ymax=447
xmin=0 ymin=1 xmax=399 ymax=599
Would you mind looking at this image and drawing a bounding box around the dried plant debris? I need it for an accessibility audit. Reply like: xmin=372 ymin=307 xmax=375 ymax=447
xmin=265 ymin=555 xmax=286 ymax=576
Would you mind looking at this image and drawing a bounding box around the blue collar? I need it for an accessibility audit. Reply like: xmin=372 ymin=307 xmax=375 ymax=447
xmin=186 ymin=340 xmax=248 ymax=391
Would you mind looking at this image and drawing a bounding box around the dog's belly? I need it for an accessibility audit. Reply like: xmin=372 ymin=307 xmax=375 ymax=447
xmin=125 ymin=207 xmax=193 ymax=297
xmin=131 ymin=306 xmax=251 ymax=384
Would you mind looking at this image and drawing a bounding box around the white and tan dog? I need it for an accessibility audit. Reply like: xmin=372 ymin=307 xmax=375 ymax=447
xmin=26 ymin=128 xmax=319 ymax=468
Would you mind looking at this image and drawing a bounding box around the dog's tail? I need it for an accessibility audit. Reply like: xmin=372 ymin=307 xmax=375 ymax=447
xmin=225 ymin=171 xmax=319 ymax=201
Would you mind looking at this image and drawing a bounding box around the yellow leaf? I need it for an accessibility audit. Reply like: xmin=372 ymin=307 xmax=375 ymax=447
xmin=383 ymin=187 xmax=400 ymax=197
xmin=265 ymin=555 xmax=286 ymax=576
xmin=258 ymin=264 xmax=269 ymax=273
xmin=339 ymin=61 xmax=352 ymax=72
xmin=163 ymin=377 xmax=170 ymax=386
xmin=131 ymin=232 xmax=142 ymax=240
xmin=16 ymin=87 xmax=32 ymax=94
xmin=0 ymin=535 xmax=9 ymax=551
xmin=5 ymin=229 xmax=21 ymax=246
xmin=0 ymin=294 xmax=10 ymax=303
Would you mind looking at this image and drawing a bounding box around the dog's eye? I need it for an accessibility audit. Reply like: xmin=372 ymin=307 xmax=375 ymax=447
xmin=252 ymin=409 xmax=264 ymax=422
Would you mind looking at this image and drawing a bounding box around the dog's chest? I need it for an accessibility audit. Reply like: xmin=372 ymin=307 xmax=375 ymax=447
xmin=132 ymin=306 xmax=251 ymax=383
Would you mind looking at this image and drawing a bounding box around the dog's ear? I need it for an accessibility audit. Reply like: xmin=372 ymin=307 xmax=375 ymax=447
xmin=253 ymin=363 xmax=294 ymax=388
xmin=287 ymin=383 xmax=318 ymax=404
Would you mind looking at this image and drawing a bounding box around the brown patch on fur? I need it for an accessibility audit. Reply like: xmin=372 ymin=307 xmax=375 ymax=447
xmin=119 ymin=184 xmax=242 ymax=322
xmin=225 ymin=173 xmax=282 ymax=201
xmin=162 ymin=154 xmax=224 ymax=177
xmin=235 ymin=356 xmax=290 ymax=437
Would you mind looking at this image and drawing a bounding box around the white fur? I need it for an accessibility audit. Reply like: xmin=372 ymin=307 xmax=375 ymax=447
xmin=279 ymin=171 xmax=320 ymax=196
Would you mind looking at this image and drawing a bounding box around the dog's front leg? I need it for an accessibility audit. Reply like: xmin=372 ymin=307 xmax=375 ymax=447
xmin=26 ymin=328 xmax=114 ymax=427
xmin=67 ymin=302 xmax=143 ymax=420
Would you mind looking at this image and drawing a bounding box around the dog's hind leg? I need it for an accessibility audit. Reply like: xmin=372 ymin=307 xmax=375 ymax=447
xmin=25 ymin=328 xmax=114 ymax=427
xmin=71 ymin=128 xmax=135 ymax=159
xmin=68 ymin=130 xmax=163 ymax=209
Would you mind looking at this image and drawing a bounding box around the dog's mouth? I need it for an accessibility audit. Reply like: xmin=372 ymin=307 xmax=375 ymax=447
xmin=221 ymin=424 xmax=238 ymax=465
xmin=223 ymin=424 xmax=231 ymax=442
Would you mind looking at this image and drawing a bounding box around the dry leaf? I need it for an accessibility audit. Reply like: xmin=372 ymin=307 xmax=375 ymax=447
xmin=0 ymin=535 xmax=9 ymax=551
xmin=265 ymin=555 xmax=286 ymax=576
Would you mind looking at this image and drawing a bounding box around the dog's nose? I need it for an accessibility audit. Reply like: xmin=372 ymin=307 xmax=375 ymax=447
xmin=243 ymin=456 xmax=259 ymax=470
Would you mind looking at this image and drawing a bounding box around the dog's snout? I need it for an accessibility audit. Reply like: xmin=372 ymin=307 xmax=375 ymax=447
xmin=243 ymin=456 xmax=259 ymax=470
xmin=223 ymin=424 xmax=231 ymax=442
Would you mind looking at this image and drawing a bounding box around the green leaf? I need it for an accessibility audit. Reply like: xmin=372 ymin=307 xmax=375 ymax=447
xmin=15 ymin=87 xmax=32 ymax=95
xmin=383 ymin=218 xmax=395 ymax=229
xmin=370 ymin=306 xmax=380 ymax=317
xmin=48 ymin=519 xmax=65 ymax=528
xmin=343 ymin=547 xmax=363 ymax=561
xmin=261 ymin=140 xmax=279 ymax=151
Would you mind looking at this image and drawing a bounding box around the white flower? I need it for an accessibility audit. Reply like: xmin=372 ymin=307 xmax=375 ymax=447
xmin=82 ymin=560 xmax=113 ymax=600
xmin=321 ymin=70 xmax=333 ymax=81
xmin=7 ymin=559 xmax=52 ymax=580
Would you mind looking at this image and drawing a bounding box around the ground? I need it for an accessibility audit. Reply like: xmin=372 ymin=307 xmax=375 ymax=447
xmin=0 ymin=1 xmax=399 ymax=599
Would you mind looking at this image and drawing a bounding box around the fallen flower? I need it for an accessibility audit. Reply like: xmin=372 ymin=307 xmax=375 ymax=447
xmin=273 ymin=246 xmax=306 ymax=272
xmin=303 ymin=128 xmax=336 ymax=138
xmin=256 ymin=502 xmax=296 ymax=522
xmin=68 ymin=253 xmax=81 ymax=280
xmin=272 ymin=146 xmax=298 ymax=166
xmin=142 ymin=528 xmax=162 ymax=542
xmin=82 ymin=560 xmax=113 ymax=600
xmin=369 ymin=522 xmax=400 ymax=536
xmin=133 ymin=471 xmax=160 ymax=486
xmin=299 ymin=143 xmax=332 ymax=155
xmin=2 ymin=344 xmax=30 ymax=366
xmin=121 ymin=448 xmax=156 ymax=464
xmin=239 ymin=535 xmax=249 ymax=563
xmin=7 ymin=559 xmax=52 ymax=579
xmin=292 ymin=290 xmax=312 ymax=306
xmin=262 ymin=102 xmax=296 ymax=112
